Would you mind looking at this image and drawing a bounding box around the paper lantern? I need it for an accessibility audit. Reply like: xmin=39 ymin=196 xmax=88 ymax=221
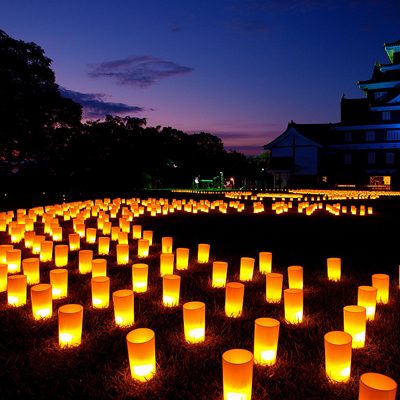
xmin=324 ymin=331 xmax=352 ymax=382
xmin=54 ymin=245 xmax=68 ymax=267
xmin=11 ymin=226 xmax=24 ymax=243
xmin=32 ymin=235 xmax=46 ymax=255
xmin=132 ymin=225 xmax=142 ymax=239
xmin=7 ymin=274 xmax=27 ymax=306
xmin=143 ymin=230 xmax=153 ymax=246
xmin=126 ymin=328 xmax=156 ymax=381
xmin=343 ymin=305 xmax=366 ymax=348
xmin=86 ymin=228 xmax=97 ymax=244
xmin=183 ymin=301 xmax=205 ymax=343
xmin=327 ymin=258 xmax=341 ymax=281
xmin=22 ymin=258 xmax=40 ymax=284
xmin=58 ymin=304 xmax=84 ymax=348
xmin=225 ymin=282 xmax=245 ymax=318
xmin=113 ymin=289 xmax=134 ymax=326
xmin=111 ymin=226 xmax=120 ymax=241
xmin=50 ymin=269 xmax=68 ymax=299
xmin=116 ymin=244 xmax=129 ymax=265
xmin=0 ymin=244 xmax=13 ymax=263
xmin=359 ymin=372 xmax=397 ymax=400
xmin=198 ymin=243 xmax=210 ymax=263
xmin=132 ymin=263 xmax=149 ymax=293
xmin=103 ymin=221 xmax=112 ymax=235
xmin=176 ymin=248 xmax=189 ymax=270
xmin=91 ymin=276 xmax=110 ymax=308
xmin=372 ymin=274 xmax=389 ymax=304
xmin=75 ymin=223 xmax=85 ymax=238
xmin=31 ymin=283 xmax=52 ymax=319
xmin=212 ymin=261 xmax=228 ymax=288
xmin=78 ymin=250 xmax=93 ymax=274
xmin=163 ymin=274 xmax=181 ymax=307
xmin=92 ymin=258 xmax=107 ymax=278
xmin=68 ymin=233 xmax=80 ymax=251
xmin=97 ymin=236 xmax=110 ymax=256
xmin=266 ymin=273 xmax=283 ymax=303
xmin=52 ymin=226 xmax=62 ymax=242
xmin=138 ymin=239 xmax=149 ymax=258
xmin=240 ymin=257 xmax=255 ymax=281
xmin=118 ymin=231 xmax=128 ymax=245
xmin=6 ymin=249 xmax=22 ymax=273
xmin=288 ymin=265 xmax=303 ymax=289
xmin=358 ymin=286 xmax=377 ymax=321
xmin=39 ymin=241 xmax=53 ymax=262
xmin=0 ymin=263 xmax=7 ymax=292
xmin=24 ymin=231 xmax=35 ymax=248
xmin=254 ymin=317 xmax=280 ymax=366
xmin=259 ymin=252 xmax=272 ymax=274
xmin=160 ymin=253 xmax=174 ymax=276
xmin=222 ymin=349 xmax=253 ymax=400
xmin=284 ymin=288 xmax=303 ymax=323
xmin=162 ymin=237 xmax=173 ymax=254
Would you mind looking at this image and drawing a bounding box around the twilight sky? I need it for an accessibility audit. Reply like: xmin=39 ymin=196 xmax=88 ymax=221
xmin=1 ymin=0 xmax=399 ymax=154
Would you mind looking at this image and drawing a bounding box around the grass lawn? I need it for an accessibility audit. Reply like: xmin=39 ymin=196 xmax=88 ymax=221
xmin=0 ymin=191 xmax=399 ymax=400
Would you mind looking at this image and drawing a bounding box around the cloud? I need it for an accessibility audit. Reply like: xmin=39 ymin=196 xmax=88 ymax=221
xmin=59 ymin=88 xmax=145 ymax=119
xmin=86 ymin=56 xmax=194 ymax=88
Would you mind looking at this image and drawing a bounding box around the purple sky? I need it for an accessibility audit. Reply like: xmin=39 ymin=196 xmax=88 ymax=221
xmin=1 ymin=0 xmax=399 ymax=154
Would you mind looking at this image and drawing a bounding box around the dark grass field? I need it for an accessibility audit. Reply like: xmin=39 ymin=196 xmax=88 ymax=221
xmin=0 ymin=191 xmax=400 ymax=400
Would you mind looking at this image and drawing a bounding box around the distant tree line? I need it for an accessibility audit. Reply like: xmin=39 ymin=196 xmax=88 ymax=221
xmin=0 ymin=30 xmax=269 ymax=198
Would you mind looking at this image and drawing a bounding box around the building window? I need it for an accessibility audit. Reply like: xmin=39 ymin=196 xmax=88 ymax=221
xmin=366 ymin=131 xmax=375 ymax=141
xmin=382 ymin=111 xmax=391 ymax=120
xmin=345 ymin=132 xmax=351 ymax=142
xmin=375 ymin=91 xmax=387 ymax=101
xmin=387 ymin=131 xmax=400 ymax=140
xmin=344 ymin=153 xmax=351 ymax=164
xmin=386 ymin=153 xmax=394 ymax=164
xmin=368 ymin=153 xmax=375 ymax=164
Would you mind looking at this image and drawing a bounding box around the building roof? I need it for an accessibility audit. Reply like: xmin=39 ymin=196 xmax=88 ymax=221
xmin=358 ymin=64 xmax=400 ymax=87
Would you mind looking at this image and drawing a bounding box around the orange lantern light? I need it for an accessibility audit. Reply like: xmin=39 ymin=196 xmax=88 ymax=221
xmin=98 ymin=236 xmax=110 ymax=255
xmin=7 ymin=274 xmax=27 ymax=306
xmin=113 ymin=289 xmax=134 ymax=326
xmin=75 ymin=223 xmax=85 ymax=238
xmin=92 ymin=258 xmax=107 ymax=278
xmin=24 ymin=231 xmax=35 ymax=249
xmin=86 ymin=227 xmax=97 ymax=244
xmin=111 ymin=226 xmax=120 ymax=241
xmin=259 ymin=252 xmax=272 ymax=274
xmin=359 ymin=372 xmax=397 ymax=400
xmin=6 ymin=248 xmax=22 ymax=273
xmin=343 ymin=305 xmax=366 ymax=348
xmin=162 ymin=237 xmax=173 ymax=254
xmin=118 ymin=231 xmax=128 ymax=245
xmin=327 ymin=257 xmax=341 ymax=281
xmin=288 ymin=265 xmax=303 ymax=289
xmin=78 ymin=250 xmax=93 ymax=274
xmin=52 ymin=226 xmax=63 ymax=242
xmin=372 ymin=274 xmax=389 ymax=304
xmin=212 ymin=261 xmax=228 ymax=288
xmin=68 ymin=233 xmax=80 ymax=251
xmin=32 ymin=235 xmax=46 ymax=255
xmin=284 ymin=288 xmax=303 ymax=323
xmin=138 ymin=239 xmax=150 ymax=258
xmin=50 ymin=268 xmax=68 ymax=299
xmin=143 ymin=230 xmax=153 ymax=246
xmin=324 ymin=331 xmax=352 ymax=382
xmin=132 ymin=225 xmax=142 ymax=239
xmin=54 ymin=244 xmax=68 ymax=267
xmin=222 ymin=349 xmax=253 ymax=400
xmin=40 ymin=241 xmax=53 ymax=262
xmin=0 ymin=263 xmax=7 ymax=292
xmin=91 ymin=276 xmax=110 ymax=308
xmin=58 ymin=304 xmax=84 ymax=348
xmin=266 ymin=273 xmax=283 ymax=303
xmin=183 ymin=301 xmax=206 ymax=343
xmin=103 ymin=221 xmax=112 ymax=235
xmin=198 ymin=243 xmax=210 ymax=263
xmin=126 ymin=328 xmax=156 ymax=381
xmin=132 ymin=263 xmax=149 ymax=293
xmin=240 ymin=257 xmax=255 ymax=281
xmin=254 ymin=317 xmax=280 ymax=366
xmin=22 ymin=258 xmax=40 ymax=284
xmin=116 ymin=244 xmax=129 ymax=265
xmin=225 ymin=282 xmax=245 ymax=318
xmin=31 ymin=283 xmax=52 ymax=319
xmin=160 ymin=253 xmax=174 ymax=276
xmin=176 ymin=248 xmax=189 ymax=270
xmin=358 ymin=286 xmax=377 ymax=321
xmin=10 ymin=226 xmax=24 ymax=243
xmin=0 ymin=244 xmax=13 ymax=263
xmin=163 ymin=274 xmax=181 ymax=307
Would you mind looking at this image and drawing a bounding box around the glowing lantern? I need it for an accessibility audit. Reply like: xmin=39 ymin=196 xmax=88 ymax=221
xmin=53 ymin=245 xmax=68 ymax=267
xmin=0 ymin=244 xmax=13 ymax=263
xmin=118 ymin=231 xmax=128 ymax=245
xmin=111 ymin=227 xmax=120 ymax=241
xmin=160 ymin=253 xmax=174 ymax=276
xmin=288 ymin=265 xmax=303 ymax=289
xmin=266 ymin=273 xmax=283 ymax=303
xmin=91 ymin=276 xmax=110 ymax=308
xmin=183 ymin=301 xmax=205 ymax=343
xmin=198 ymin=243 xmax=210 ymax=263
xmin=92 ymin=259 xmax=107 ymax=278
xmin=40 ymin=241 xmax=53 ymax=262
xmin=358 ymin=286 xmax=377 ymax=321
xmin=75 ymin=223 xmax=85 ymax=238
xmin=24 ymin=231 xmax=35 ymax=248
xmin=138 ymin=239 xmax=149 ymax=258
xmin=79 ymin=250 xmax=93 ymax=274
xmin=6 ymin=249 xmax=21 ymax=273
xmin=52 ymin=226 xmax=62 ymax=242
xmin=86 ymin=228 xmax=97 ymax=244
xmin=32 ymin=235 xmax=45 ymax=254
xmin=324 ymin=331 xmax=352 ymax=382
xmin=163 ymin=274 xmax=181 ymax=307
xmin=372 ymin=274 xmax=389 ymax=304
xmin=222 ymin=349 xmax=253 ymax=400
xmin=359 ymin=372 xmax=397 ymax=400
xmin=225 ymin=282 xmax=245 ymax=318
xmin=176 ymin=248 xmax=189 ymax=270
xmin=143 ymin=230 xmax=153 ymax=246
xmin=132 ymin=263 xmax=149 ymax=293
xmin=162 ymin=237 xmax=173 ymax=254
xmin=11 ymin=226 xmax=24 ymax=243
xmin=50 ymin=269 xmax=68 ymax=299
xmin=254 ymin=317 xmax=280 ymax=366
xmin=68 ymin=233 xmax=80 ymax=251
xmin=126 ymin=328 xmax=156 ymax=381
xmin=7 ymin=274 xmax=27 ymax=306
xmin=212 ymin=261 xmax=228 ymax=288
xmin=327 ymin=258 xmax=341 ymax=281
xmin=22 ymin=258 xmax=40 ymax=284
xmin=58 ymin=304 xmax=84 ymax=348
xmin=284 ymin=288 xmax=303 ymax=323
xmin=0 ymin=263 xmax=7 ymax=292
xmin=113 ymin=289 xmax=134 ymax=326
xmin=343 ymin=305 xmax=366 ymax=348
xmin=117 ymin=244 xmax=129 ymax=265
xmin=259 ymin=252 xmax=272 ymax=274
xmin=31 ymin=283 xmax=52 ymax=319
xmin=132 ymin=225 xmax=142 ymax=239
xmin=240 ymin=257 xmax=255 ymax=281
xmin=98 ymin=237 xmax=110 ymax=255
